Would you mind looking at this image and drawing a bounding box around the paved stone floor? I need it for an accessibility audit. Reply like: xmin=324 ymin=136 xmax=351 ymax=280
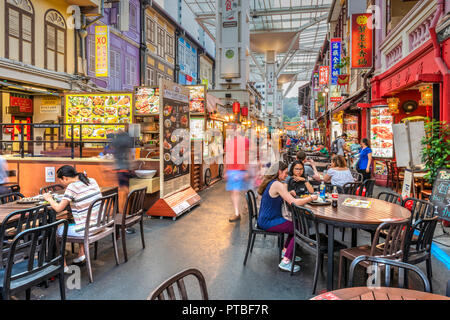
xmin=25 ymin=181 xmax=450 ymax=300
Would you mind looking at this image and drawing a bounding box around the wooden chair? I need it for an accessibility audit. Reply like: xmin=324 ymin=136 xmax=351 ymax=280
xmin=0 ymin=219 xmax=68 ymax=300
xmin=290 ymin=204 xmax=347 ymax=294
xmin=0 ymin=192 xmax=24 ymax=204
xmin=147 ymin=268 xmax=209 ymax=300
xmin=243 ymin=190 xmax=284 ymax=266
xmin=39 ymin=184 xmax=65 ymax=194
xmin=389 ymin=161 xmax=404 ymax=193
xmin=385 ymin=160 xmax=393 ymax=189
xmin=115 ymin=187 xmax=147 ymax=262
xmin=338 ymin=219 xmax=410 ymax=288
xmin=403 ymin=216 xmax=438 ymax=292
xmin=58 ymin=193 xmax=120 ymax=283
xmin=348 ymin=256 xmax=431 ymax=292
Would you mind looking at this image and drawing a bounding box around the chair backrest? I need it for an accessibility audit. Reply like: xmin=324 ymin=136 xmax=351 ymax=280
xmin=343 ymin=182 xmax=363 ymax=196
xmin=245 ymin=190 xmax=258 ymax=231
xmin=84 ymin=193 xmax=118 ymax=236
xmin=402 ymin=197 xmax=434 ymax=224
xmin=122 ymin=187 xmax=147 ymax=223
xmin=369 ymin=219 xmax=410 ymax=260
xmin=377 ymin=192 xmax=402 ymax=205
xmin=5 ymin=184 xmax=20 ymax=194
xmin=2 ymin=219 xmax=68 ymax=298
xmin=362 ymin=179 xmax=376 ymax=198
xmin=0 ymin=205 xmax=51 ymax=268
xmin=290 ymin=204 xmax=321 ymax=249
xmin=0 ymin=192 xmax=24 ymax=204
xmin=147 ymin=268 xmax=209 ymax=300
xmin=39 ymin=184 xmax=65 ymax=195
xmin=404 ymin=216 xmax=438 ymax=259
xmin=350 ymin=170 xmax=363 ymax=183
xmin=348 ymin=255 xmax=430 ymax=292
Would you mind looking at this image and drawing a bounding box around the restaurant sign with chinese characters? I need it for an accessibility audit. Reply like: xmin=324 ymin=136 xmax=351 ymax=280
xmin=319 ymin=66 xmax=329 ymax=85
xmin=351 ymin=13 xmax=373 ymax=69
xmin=330 ymin=38 xmax=341 ymax=85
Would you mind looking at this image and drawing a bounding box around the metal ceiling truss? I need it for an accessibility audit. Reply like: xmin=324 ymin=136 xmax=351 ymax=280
xmin=184 ymin=0 xmax=332 ymax=96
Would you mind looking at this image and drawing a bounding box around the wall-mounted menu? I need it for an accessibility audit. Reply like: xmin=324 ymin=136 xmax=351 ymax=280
xmin=370 ymin=107 xmax=393 ymax=158
xmin=65 ymin=93 xmax=132 ymax=139
xmin=134 ymin=87 xmax=159 ymax=115
xmin=430 ymin=168 xmax=450 ymax=222
xmin=344 ymin=114 xmax=358 ymax=140
xmin=187 ymin=85 xmax=206 ymax=114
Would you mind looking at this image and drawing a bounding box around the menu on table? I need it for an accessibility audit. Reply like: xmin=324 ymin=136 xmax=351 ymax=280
xmin=65 ymin=93 xmax=132 ymax=139
xmin=162 ymin=98 xmax=190 ymax=182
xmin=134 ymin=87 xmax=159 ymax=115
xmin=370 ymin=107 xmax=393 ymax=158
xmin=187 ymin=85 xmax=206 ymax=114
xmin=342 ymin=198 xmax=372 ymax=209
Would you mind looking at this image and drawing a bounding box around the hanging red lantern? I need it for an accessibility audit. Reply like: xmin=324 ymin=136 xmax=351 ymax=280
xmin=241 ymin=105 xmax=248 ymax=117
xmin=232 ymin=101 xmax=241 ymax=114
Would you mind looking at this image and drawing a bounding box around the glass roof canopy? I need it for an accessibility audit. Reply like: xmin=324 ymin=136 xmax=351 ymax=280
xmin=184 ymin=0 xmax=331 ymax=91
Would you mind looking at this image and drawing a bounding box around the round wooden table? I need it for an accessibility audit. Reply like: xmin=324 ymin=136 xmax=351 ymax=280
xmin=311 ymin=287 xmax=450 ymax=300
xmin=305 ymin=195 xmax=412 ymax=291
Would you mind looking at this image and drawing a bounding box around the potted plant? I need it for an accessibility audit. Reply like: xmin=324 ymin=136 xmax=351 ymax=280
xmin=421 ymin=120 xmax=450 ymax=184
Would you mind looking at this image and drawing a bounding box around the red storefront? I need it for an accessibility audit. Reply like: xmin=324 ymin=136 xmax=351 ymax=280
xmin=370 ymin=36 xmax=450 ymax=185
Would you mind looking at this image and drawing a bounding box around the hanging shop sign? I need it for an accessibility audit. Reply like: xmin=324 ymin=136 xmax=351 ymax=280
xmin=351 ymin=13 xmax=373 ymax=69
xmin=65 ymin=93 xmax=132 ymax=140
xmin=220 ymin=0 xmax=239 ymax=78
xmin=95 ymin=26 xmax=109 ymax=77
xmin=330 ymin=38 xmax=341 ymax=85
xmin=319 ymin=66 xmax=329 ymax=85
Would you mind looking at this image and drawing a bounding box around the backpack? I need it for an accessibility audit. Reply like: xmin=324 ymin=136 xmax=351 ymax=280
xmin=331 ymin=139 xmax=339 ymax=154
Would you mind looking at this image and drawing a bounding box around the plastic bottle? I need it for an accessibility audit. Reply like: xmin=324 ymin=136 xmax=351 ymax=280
xmin=319 ymin=181 xmax=326 ymax=199
xmin=332 ymin=186 xmax=338 ymax=208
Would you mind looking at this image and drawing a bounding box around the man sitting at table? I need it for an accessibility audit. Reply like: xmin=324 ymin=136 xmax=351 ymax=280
xmin=43 ymin=165 xmax=102 ymax=271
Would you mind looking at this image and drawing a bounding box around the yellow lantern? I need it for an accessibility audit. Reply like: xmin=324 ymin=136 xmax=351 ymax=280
xmin=419 ymin=85 xmax=433 ymax=106
xmin=387 ymin=97 xmax=400 ymax=114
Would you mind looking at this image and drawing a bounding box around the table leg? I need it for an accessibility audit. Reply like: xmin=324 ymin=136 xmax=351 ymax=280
xmin=351 ymin=228 xmax=357 ymax=247
xmin=327 ymin=224 xmax=335 ymax=291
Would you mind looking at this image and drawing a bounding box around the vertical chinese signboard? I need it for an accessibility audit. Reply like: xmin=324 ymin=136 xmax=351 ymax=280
xmin=330 ymin=38 xmax=341 ymax=85
xmin=220 ymin=0 xmax=239 ymax=78
xmin=95 ymin=26 xmax=109 ymax=77
xmin=319 ymin=66 xmax=329 ymax=85
xmin=351 ymin=13 xmax=373 ymax=68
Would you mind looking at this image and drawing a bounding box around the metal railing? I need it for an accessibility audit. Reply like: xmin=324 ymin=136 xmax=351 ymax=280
xmin=0 ymin=123 xmax=130 ymax=159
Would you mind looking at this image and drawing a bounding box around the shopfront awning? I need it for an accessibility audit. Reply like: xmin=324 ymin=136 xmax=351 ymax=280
xmin=0 ymin=80 xmax=60 ymax=96
xmin=330 ymin=88 xmax=367 ymax=114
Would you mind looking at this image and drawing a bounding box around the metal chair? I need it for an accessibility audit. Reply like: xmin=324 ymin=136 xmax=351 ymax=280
xmin=350 ymin=170 xmax=363 ymax=183
xmin=402 ymin=197 xmax=434 ymax=224
xmin=348 ymin=256 xmax=431 ymax=293
xmin=403 ymin=216 xmax=439 ymax=292
xmin=243 ymin=190 xmax=284 ymax=266
xmin=39 ymin=184 xmax=65 ymax=194
xmin=0 ymin=192 xmax=24 ymax=204
xmin=338 ymin=219 xmax=410 ymax=288
xmin=115 ymin=187 xmax=147 ymax=262
xmin=377 ymin=192 xmax=402 ymax=205
xmin=0 ymin=219 xmax=68 ymax=300
xmin=342 ymin=182 xmax=363 ymax=196
xmin=147 ymin=268 xmax=209 ymax=300
xmin=361 ymin=179 xmax=376 ymax=198
xmin=57 ymin=193 xmax=120 ymax=283
xmin=290 ymin=204 xmax=347 ymax=294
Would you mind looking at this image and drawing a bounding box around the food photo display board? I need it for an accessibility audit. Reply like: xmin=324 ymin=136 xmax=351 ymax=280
xmin=134 ymin=87 xmax=159 ymax=115
xmin=370 ymin=107 xmax=394 ymax=158
xmin=187 ymin=85 xmax=206 ymax=114
xmin=65 ymin=93 xmax=133 ymax=139
xmin=148 ymin=79 xmax=201 ymax=219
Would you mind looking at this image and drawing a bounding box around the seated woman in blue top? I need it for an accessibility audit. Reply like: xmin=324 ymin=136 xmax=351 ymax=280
xmin=257 ymin=161 xmax=318 ymax=272
xmin=357 ymin=138 xmax=373 ymax=182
